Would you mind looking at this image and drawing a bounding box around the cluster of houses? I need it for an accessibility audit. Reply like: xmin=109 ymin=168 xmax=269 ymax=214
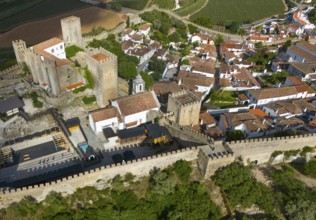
xmin=248 ymin=9 xmax=316 ymax=43
xmin=85 ymin=8 xmax=316 ymax=143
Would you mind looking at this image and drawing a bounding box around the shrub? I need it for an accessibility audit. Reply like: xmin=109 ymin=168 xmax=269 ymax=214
xmin=124 ymin=172 xmax=135 ymax=182
xmin=83 ymin=67 xmax=94 ymax=89
xmin=65 ymin=45 xmax=83 ymax=58
xmin=271 ymin=150 xmax=283 ymax=158
xmin=73 ymin=86 xmax=87 ymax=94
xmin=304 ymin=160 xmax=316 ymax=178
xmin=300 ymin=146 xmax=314 ymax=157
xmin=82 ymin=95 xmax=96 ymax=105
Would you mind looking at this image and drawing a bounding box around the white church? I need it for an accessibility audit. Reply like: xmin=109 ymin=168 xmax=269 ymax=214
xmin=88 ymin=74 xmax=161 ymax=133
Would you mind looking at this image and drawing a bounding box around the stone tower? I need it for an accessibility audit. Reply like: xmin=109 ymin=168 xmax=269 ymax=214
xmin=61 ymin=16 xmax=83 ymax=48
xmin=132 ymin=74 xmax=145 ymax=94
xmin=12 ymin=40 xmax=27 ymax=65
xmin=84 ymin=48 xmax=118 ymax=107
xmin=167 ymin=90 xmax=201 ymax=126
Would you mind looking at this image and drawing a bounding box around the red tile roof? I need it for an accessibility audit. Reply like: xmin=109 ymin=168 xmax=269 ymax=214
xmin=90 ymin=106 xmax=122 ymax=123
xmin=66 ymin=82 xmax=85 ymax=91
xmin=92 ymin=53 xmax=108 ymax=62
xmin=115 ymin=91 xmax=159 ymax=116
xmin=249 ymin=109 xmax=268 ymax=118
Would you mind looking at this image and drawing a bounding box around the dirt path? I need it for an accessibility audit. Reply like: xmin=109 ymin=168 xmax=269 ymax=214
xmin=144 ymin=0 xmax=154 ymax=9
xmin=188 ymin=0 xmax=209 ymax=18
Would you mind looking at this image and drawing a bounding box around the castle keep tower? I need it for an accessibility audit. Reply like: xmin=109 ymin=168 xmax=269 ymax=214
xmin=61 ymin=16 xmax=83 ymax=48
xmin=84 ymin=48 xmax=118 ymax=107
xmin=167 ymin=90 xmax=201 ymax=126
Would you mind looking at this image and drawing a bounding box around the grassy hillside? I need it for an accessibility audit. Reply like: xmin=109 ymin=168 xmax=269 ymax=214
xmin=155 ymin=0 xmax=175 ymax=9
xmin=191 ymin=0 xmax=285 ymax=25
xmin=111 ymin=0 xmax=149 ymax=10
xmin=0 ymin=0 xmax=88 ymax=33
xmin=175 ymin=0 xmax=206 ymax=16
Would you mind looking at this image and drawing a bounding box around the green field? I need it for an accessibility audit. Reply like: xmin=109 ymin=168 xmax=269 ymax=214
xmin=112 ymin=0 xmax=149 ymax=10
xmin=175 ymin=0 xmax=206 ymax=16
xmin=190 ymin=0 xmax=285 ymax=25
xmin=155 ymin=0 xmax=175 ymax=9
xmin=0 ymin=0 xmax=88 ymax=33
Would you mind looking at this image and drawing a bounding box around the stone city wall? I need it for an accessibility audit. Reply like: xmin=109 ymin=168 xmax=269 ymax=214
xmin=227 ymin=133 xmax=316 ymax=164
xmin=0 ymin=147 xmax=199 ymax=208
xmin=2 ymin=134 xmax=316 ymax=208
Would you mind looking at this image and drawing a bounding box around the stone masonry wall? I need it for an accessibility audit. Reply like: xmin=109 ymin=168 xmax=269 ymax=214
xmin=0 ymin=147 xmax=199 ymax=208
xmin=2 ymin=134 xmax=316 ymax=208
xmin=228 ymin=134 xmax=316 ymax=164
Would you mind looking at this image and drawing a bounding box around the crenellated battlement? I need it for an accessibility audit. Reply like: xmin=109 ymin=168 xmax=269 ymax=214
xmin=168 ymin=90 xmax=200 ymax=107
xmin=228 ymin=133 xmax=316 ymax=145
xmin=0 ymin=146 xmax=199 ymax=198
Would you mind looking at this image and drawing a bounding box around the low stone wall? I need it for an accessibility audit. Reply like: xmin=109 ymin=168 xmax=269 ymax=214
xmin=0 ymin=147 xmax=198 ymax=208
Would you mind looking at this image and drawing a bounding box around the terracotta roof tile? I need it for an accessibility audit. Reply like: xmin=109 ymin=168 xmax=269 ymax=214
xmin=288 ymin=45 xmax=316 ymax=62
xmin=92 ymin=53 xmax=108 ymax=62
xmin=249 ymin=109 xmax=268 ymax=118
xmin=151 ymin=81 xmax=182 ymax=96
xmin=33 ymin=37 xmax=63 ymax=51
xmin=200 ymin=112 xmax=216 ymax=125
xmin=115 ymin=91 xmax=159 ymax=116
xmin=90 ymin=106 xmax=122 ymax=123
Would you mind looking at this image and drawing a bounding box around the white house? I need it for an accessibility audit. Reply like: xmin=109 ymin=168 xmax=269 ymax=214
xmin=247 ymin=85 xmax=316 ymax=106
xmin=89 ymin=106 xmax=124 ymax=133
xmin=130 ymin=34 xmax=143 ymax=44
xmin=89 ymin=91 xmax=161 ymax=133
xmin=111 ymin=91 xmax=160 ymax=129
xmin=288 ymin=23 xmax=304 ymax=36
xmin=190 ymin=34 xmax=214 ymax=45
xmin=176 ymin=70 xmax=214 ymax=99
xmin=138 ymin=23 xmax=151 ymax=36
xmin=292 ymin=10 xmax=315 ymax=30
xmin=249 ymin=35 xmax=272 ymax=43
xmin=286 ymin=41 xmax=316 ymax=63
xmin=263 ymin=101 xmax=303 ymax=118
xmin=219 ymin=112 xmax=270 ymax=138
xmin=190 ymin=58 xmax=216 ymax=77
xmin=31 ymin=37 xmax=66 ymax=60
xmin=121 ymin=28 xmax=135 ymax=42
xmin=287 ymin=62 xmax=316 ymax=81
xmin=128 ymin=46 xmax=155 ymax=64
xmin=225 ymin=68 xmax=261 ymax=91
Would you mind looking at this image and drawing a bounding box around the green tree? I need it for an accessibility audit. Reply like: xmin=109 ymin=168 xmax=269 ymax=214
xmin=227 ymin=21 xmax=240 ymax=33
xmin=304 ymin=160 xmax=316 ymax=178
xmin=226 ymin=130 xmax=244 ymax=141
xmin=126 ymin=16 xmax=130 ymax=28
xmin=172 ymin=160 xmax=192 ymax=182
xmin=214 ymin=34 xmax=223 ymax=46
xmin=181 ymin=58 xmax=190 ymax=65
xmin=188 ymin=24 xmax=198 ymax=34
xmin=140 ymin=71 xmax=153 ymax=89
xmin=111 ymin=3 xmax=122 ymax=11
xmin=118 ymin=62 xmax=138 ymax=80
xmin=193 ymin=16 xmax=213 ymax=29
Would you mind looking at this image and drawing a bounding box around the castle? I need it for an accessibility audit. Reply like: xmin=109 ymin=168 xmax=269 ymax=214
xmin=167 ymin=90 xmax=201 ymax=126
xmin=12 ymin=16 xmax=118 ymax=107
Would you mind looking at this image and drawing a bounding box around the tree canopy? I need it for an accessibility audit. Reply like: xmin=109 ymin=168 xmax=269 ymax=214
xmin=0 ymin=160 xmax=222 ymax=220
